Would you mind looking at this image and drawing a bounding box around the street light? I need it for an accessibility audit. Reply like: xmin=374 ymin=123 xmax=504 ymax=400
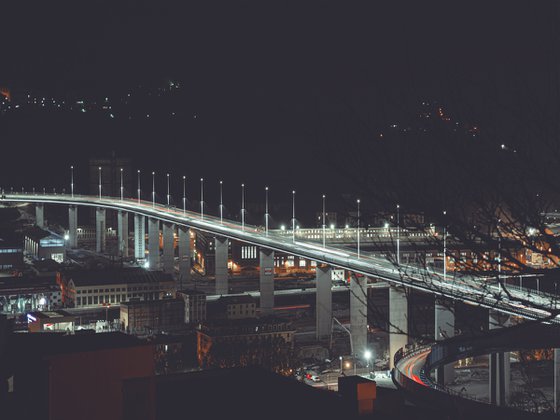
xmin=292 ymin=190 xmax=296 ymax=243
xmin=152 ymin=172 xmax=155 ymax=208
xmin=98 ymin=166 xmax=102 ymax=199
xmin=322 ymin=194 xmax=326 ymax=248
xmin=166 ymin=173 xmax=170 ymax=207
xmin=120 ymin=168 xmax=124 ymax=201
xmin=200 ymin=178 xmax=204 ymax=219
xmin=182 ymin=176 xmax=186 ymax=215
xmin=443 ymin=210 xmax=447 ymax=283
xmin=241 ymin=183 xmax=245 ymax=230
xmin=396 ymin=204 xmax=400 ymax=265
xmin=70 ymin=165 xmax=74 ymax=198
xmin=357 ymin=199 xmax=361 ymax=259
xmin=137 ymin=170 xmax=141 ymax=204
xmin=265 ymin=186 xmax=269 ymax=236
xmin=219 ymin=180 xmax=224 ymax=224
xmin=364 ymin=349 xmax=372 ymax=370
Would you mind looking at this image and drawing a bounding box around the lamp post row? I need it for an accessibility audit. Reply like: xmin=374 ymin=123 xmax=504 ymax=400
xmin=66 ymin=165 xmax=357 ymax=236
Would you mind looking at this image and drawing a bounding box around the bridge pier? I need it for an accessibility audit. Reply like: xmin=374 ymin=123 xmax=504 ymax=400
xmin=95 ymin=207 xmax=106 ymax=253
xmin=215 ymin=237 xmax=229 ymax=295
xmin=117 ymin=210 xmax=129 ymax=257
xmin=162 ymin=223 xmax=175 ymax=275
xmin=350 ymin=273 xmax=368 ymax=358
xmin=389 ymin=286 xmax=408 ymax=369
xmin=35 ymin=203 xmax=45 ymax=228
xmin=178 ymin=226 xmax=191 ymax=289
xmin=489 ymin=311 xmax=511 ymax=406
xmin=68 ymin=205 xmax=78 ymax=248
xmin=555 ymin=349 xmax=560 ymax=413
xmin=134 ymin=214 xmax=146 ymax=260
xmin=148 ymin=218 xmax=160 ymax=270
xmin=315 ymin=265 xmax=332 ymax=340
xmin=434 ymin=299 xmax=455 ymax=385
xmin=259 ymin=249 xmax=275 ymax=315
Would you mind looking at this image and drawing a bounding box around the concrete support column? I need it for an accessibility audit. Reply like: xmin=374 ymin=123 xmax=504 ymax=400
xmin=554 ymin=349 xmax=560 ymax=413
xmin=95 ymin=207 xmax=106 ymax=253
xmin=389 ymin=286 xmax=408 ymax=369
xmin=315 ymin=265 xmax=332 ymax=340
xmin=259 ymin=249 xmax=275 ymax=315
xmin=134 ymin=214 xmax=146 ymax=260
xmin=489 ymin=311 xmax=511 ymax=406
xmin=35 ymin=203 xmax=44 ymax=228
xmin=178 ymin=226 xmax=191 ymax=289
xmin=68 ymin=205 xmax=78 ymax=248
xmin=148 ymin=218 xmax=160 ymax=270
xmin=350 ymin=274 xmax=368 ymax=358
xmin=215 ymin=237 xmax=229 ymax=295
xmin=435 ymin=299 xmax=455 ymax=385
xmin=117 ymin=210 xmax=129 ymax=257
xmin=162 ymin=223 xmax=175 ymax=275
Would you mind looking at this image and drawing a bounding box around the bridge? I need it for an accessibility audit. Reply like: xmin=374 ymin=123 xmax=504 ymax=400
xmin=3 ymin=192 xmax=559 ymax=371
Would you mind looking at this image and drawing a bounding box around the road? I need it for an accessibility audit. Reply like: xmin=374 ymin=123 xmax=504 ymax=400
xmin=4 ymin=193 xmax=559 ymax=323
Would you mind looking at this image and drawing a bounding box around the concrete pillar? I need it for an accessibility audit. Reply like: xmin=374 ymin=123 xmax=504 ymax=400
xmin=315 ymin=265 xmax=332 ymax=339
xmin=148 ymin=218 xmax=160 ymax=270
xmin=162 ymin=223 xmax=175 ymax=275
xmin=350 ymin=274 xmax=368 ymax=358
xmin=434 ymin=300 xmax=455 ymax=385
xmin=554 ymin=349 xmax=560 ymax=413
xmin=489 ymin=311 xmax=511 ymax=406
xmin=95 ymin=207 xmax=106 ymax=253
xmin=68 ymin=205 xmax=78 ymax=248
xmin=389 ymin=286 xmax=408 ymax=369
xmin=35 ymin=203 xmax=44 ymax=228
xmin=215 ymin=237 xmax=229 ymax=295
xmin=178 ymin=226 xmax=191 ymax=289
xmin=259 ymin=249 xmax=275 ymax=315
xmin=134 ymin=214 xmax=146 ymax=260
xmin=117 ymin=210 xmax=129 ymax=257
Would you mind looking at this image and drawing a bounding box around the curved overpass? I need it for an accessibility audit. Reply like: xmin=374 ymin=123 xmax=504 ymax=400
xmin=3 ymin=193 xmax=559 ymax=323
xmin=393 ymin=322 xmax=560 ymax=417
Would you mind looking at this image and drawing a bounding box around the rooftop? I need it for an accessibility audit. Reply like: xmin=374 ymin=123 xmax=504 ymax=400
xmin=8 ymin=331 xmax=148 ymax=358
xmin=25 ymin=226 xmax=62 ymax=242
xmin=216 ymin=293 xmax=255 ymax=306
xmin=62 ymin=267 xmax=174 ymax=287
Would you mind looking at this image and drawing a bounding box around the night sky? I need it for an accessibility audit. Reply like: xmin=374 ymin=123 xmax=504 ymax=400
xmin=1 ymin=1 xmax=557 ymax=221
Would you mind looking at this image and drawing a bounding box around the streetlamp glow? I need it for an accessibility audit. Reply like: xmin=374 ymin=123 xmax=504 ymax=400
xmin=98 ymin=167 xmax=102 ymax=199
xmin=200 ymin=178 xmax=204 ymax=219
xmin=265 ymin=186 xmax=269 ymax=236
xmin=364 ymin=350 xmax=372 ymax=370
xmin=241 ymin=183 xmax=245 ymax=230
xmin=70 ymin=165 xmax=74 ymax=198
xmin=322 ymin=194 xmax=326 ymax=248
xmin=152 ymin=171 xmax=155 ymax=208
xmin=120 ymin=168 xmax=124 ymax=201
xmin=357 ymin=199 xmax=361 ymax=259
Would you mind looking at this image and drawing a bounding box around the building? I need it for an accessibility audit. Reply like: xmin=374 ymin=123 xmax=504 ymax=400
xmin=0 ymin=232 xmax=23 ymax=271
xmin=120 ymin=298 xmax=185 ymax=335
xmin=58 ymin=267 xmax=175 ymax=308
xmin=197 ymin=316 xmax=295 ymax=371
xmin=24 ymin=226 xmax=66 ymax=262
xmin=213 ymin=294 xmax=256 ymax=320
xmin=0 ymin=275 xmax=62 ymax=314
xmin=7 ymin=332 xmax=155 ymax=420
xmin=176 ymin=289 xmax=206 ymax=324
xmin=26 ymin=310 xmax=75 ymax=333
